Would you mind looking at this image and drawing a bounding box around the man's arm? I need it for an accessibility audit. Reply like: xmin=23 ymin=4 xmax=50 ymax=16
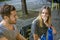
xmin=0 ymin=37 xmax=8 ymax=40
xmin=0 ymin=31 xmax=8 ymax=40
xmin=14 ymin=25 xmax=27 ymax=40
xmin=16 ymin=33 xmax=27 ymax=40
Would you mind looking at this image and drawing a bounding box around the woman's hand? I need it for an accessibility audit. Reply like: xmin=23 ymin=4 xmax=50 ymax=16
xmin=51 ymin=26 xmax=57 ymax=35
xmin=43 ymin=17 xmax=48 ymax=23
xmin=44 ymin=22 xmax=57 ymax=34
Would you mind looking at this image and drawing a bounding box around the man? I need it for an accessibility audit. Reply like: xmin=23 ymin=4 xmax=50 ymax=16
xmin=0 ymin=6 xmax=3 ymax=22
xmin=0 ymin=4 xmax=26 ymax=40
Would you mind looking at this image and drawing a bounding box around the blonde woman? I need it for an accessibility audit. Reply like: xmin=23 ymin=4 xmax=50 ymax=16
xmin=30 ymin=6 xmax=57 ymax=40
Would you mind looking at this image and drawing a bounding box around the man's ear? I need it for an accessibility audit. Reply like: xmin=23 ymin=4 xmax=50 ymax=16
xmin=4 ymin=16 xmax=9 ymax=19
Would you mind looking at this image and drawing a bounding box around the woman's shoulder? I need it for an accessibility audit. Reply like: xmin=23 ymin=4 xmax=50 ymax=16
xmin=32 ymin=18 xmax=39 ymax=24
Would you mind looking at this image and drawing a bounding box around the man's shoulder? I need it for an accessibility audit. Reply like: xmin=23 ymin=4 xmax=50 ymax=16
xmin=0 ymin=29 xmax=3 ymax=34
xmin=0 ymin=24 xmax=4 ymax=37
xmin=0 ymin=23 xmax=2 ymax=27
xmin=0 ymin=23 xmax=3 ymax=28
xmin=0 ymin=23 xmax=5 ymax=32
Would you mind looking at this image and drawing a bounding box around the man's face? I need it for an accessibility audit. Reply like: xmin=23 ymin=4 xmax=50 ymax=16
xmin=8 ymin=10 xmax=18 ymax=24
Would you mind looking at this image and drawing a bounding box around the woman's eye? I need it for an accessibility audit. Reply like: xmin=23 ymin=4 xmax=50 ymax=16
xmin=46 ymin=13 xmax=48 ymax=15
xmin=42 ymin=12 xmax=44 ymax=14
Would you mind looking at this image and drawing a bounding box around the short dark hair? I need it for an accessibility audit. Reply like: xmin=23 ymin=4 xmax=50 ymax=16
xmin=1 ymin=4 xmax=16 ymax=19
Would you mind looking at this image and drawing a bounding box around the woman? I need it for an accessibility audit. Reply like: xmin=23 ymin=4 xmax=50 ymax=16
xmin=30 ymin=6 xmax=57 ymax=40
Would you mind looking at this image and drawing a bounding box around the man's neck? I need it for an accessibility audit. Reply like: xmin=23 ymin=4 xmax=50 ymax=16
xmin=1 ymin=20 xmax=14 ymax=30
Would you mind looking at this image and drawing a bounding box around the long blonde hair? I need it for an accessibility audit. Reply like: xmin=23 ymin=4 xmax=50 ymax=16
xmin=37 ymin=6 xmax=51 ymax=27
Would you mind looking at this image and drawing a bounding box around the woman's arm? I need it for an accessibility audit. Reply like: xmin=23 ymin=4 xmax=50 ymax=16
xmin=33 ymin=34 xmax=39 ymax=40
xmin=31 ymin=19 xmax=39 ymax=40
xmin=51 ymin=26 xmax=57 ymax=34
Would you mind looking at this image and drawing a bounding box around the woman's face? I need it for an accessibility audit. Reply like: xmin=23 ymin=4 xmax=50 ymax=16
xmin=41 ymin=9 xmax=49 ymax=22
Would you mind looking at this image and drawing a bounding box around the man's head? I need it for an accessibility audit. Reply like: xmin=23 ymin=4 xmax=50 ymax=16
xmin=1 ymin=4 xmax=18 ymax=24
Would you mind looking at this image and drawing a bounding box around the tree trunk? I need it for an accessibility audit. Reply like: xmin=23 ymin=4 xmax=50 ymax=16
xmin=21 ymin=0 xmax=28 ymax=16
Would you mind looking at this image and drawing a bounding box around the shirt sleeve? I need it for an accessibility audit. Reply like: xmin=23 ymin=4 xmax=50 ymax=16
xmin=0 ymin=15 xmax=2 ymax=22
xmin=31 ymin=19 xmax=38 ymax=34
xmin=0 ymin=30 xmax=4 ymax=38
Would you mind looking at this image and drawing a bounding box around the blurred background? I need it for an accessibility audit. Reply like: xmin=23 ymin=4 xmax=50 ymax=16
xmin=0 ymin=0 xmax=60 ymax=40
